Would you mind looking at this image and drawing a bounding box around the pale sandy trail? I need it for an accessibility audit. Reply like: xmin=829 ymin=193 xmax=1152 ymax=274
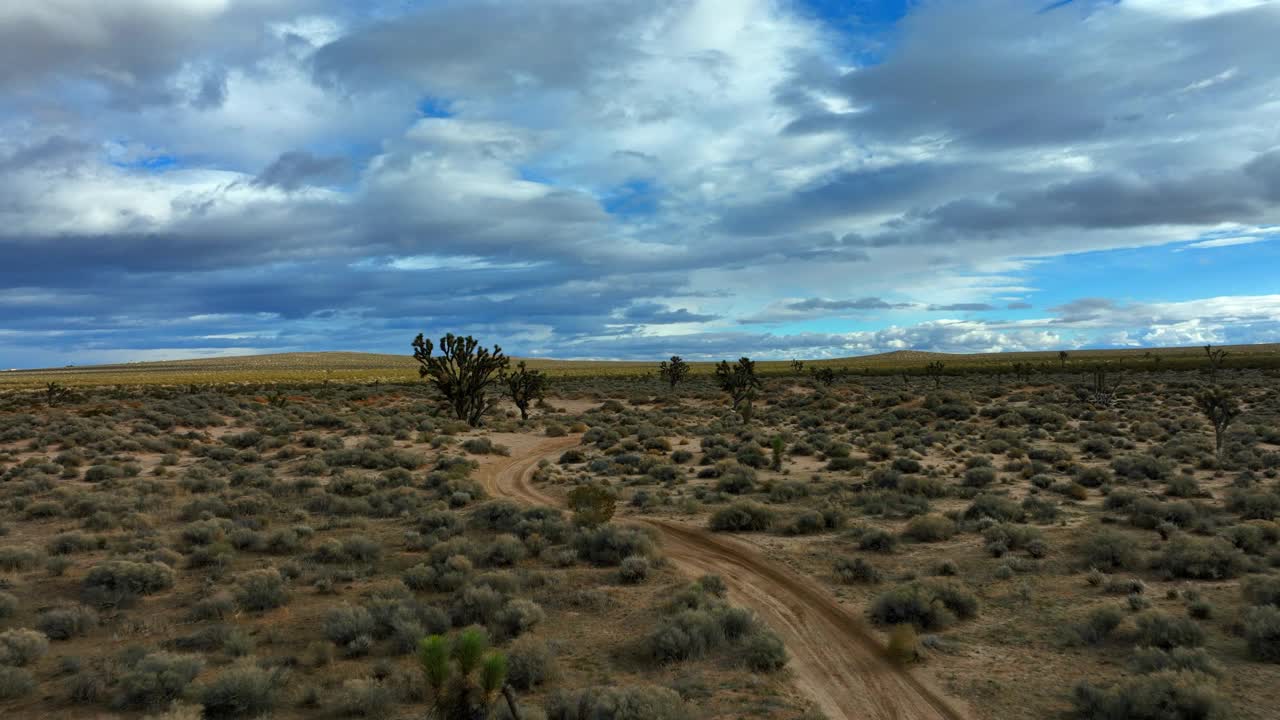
xmin=477 ymin=435 xmax=970 ymax=720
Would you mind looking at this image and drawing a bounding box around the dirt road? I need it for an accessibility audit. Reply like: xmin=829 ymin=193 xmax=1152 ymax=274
xmin=477 ymin=435 xmax=970 ymax=720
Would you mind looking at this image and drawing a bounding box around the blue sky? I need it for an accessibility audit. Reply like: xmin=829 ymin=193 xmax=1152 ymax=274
xmin=1 ymin=0 xmax=1279 ymax=368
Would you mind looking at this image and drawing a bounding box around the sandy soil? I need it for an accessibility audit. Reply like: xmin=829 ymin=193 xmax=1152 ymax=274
xmin=476 ymin=434 xmax=972 ymax=720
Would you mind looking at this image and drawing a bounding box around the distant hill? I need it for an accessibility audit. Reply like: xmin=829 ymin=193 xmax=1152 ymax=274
xmin=3 ymin=343 xmax=1278 ymax=387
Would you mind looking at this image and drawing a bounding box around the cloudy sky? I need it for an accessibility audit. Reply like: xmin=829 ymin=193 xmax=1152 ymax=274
xmin=3 ymin=0 xmax=1279 ymax=367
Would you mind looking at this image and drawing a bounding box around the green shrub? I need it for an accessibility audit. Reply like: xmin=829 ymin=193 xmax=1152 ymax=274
xmin=37 ymin=605 xmax=98 ymax=640
xmin=834 ymin=556 xmax=882 ymax=584
xmin=82 ymin=560 xmax=175 ymax=606
xmin=324 ymin=605 xmax=376 ymax=653
xmin=742 ymin=631 xmax=788 ymax=672
xmin=548 ymin=685 xmax=690 ymax=720
xmin=902 ymin=514 xmax=956 ymax=542
xmin=1078 ymin=529 xmax=1141 ymax=570
xmin=869 ymin=582 xmax=978 ymax=630
xmin=1130 ymin=647 xmax=1220 ymax=676
xmin=708 ymin=502 xmax=776 ymax=532
xmin=963 ymin=466 xmax=997 ymax=488
xmin=115 ymin=652 xmax=202 ymax=710
xmin=200 ymin=663 xmax=278 ymax=719
xmin=572 ymin=525 xmax=655 ymax=566
xmin=234 ymin=568 xmax=288 ymax=611
xmin=0 ymin=629 xmax=48 ymax=667
xmin=1244 ymin=605 xmax=1280 ymax=663
xmin=859 ymin=528 xmax=898 ymax=553
xmin=1063 ymin=606 xmax=1124 ymax=646
xmin=619 ymin=556 xmax=650 ymax=584
xmin=507 ymin=636 xmax=554 ymax=691
xmin=334 ymin=677 xmax=394 ymax=718
xmin=0 ymin=666 xmax=35 ymax=700
xmin=1135 ymin=612 xmax=1205 ymax=650
xmin=1071 ymin=671 xmax=1228 ymax=720
xmin=1153 ymin=537 xmax=1244 ymax=580
xmin=1243 ymin=576 xmax=1280 ymax=606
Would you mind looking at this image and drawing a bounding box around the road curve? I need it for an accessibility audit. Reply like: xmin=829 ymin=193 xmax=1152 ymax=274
xmin=476 ymin=435 xmax=970 ymax=720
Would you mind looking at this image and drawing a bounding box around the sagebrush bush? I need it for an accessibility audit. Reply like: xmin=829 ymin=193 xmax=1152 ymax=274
xmin=234 ymin=568 xmax=288 ymax=611
xmin=82 ymin=560 xmax=175 ymax=606
xmin=199 ymin=663 xmax=278 ymax=719
xmin=834 ymin=556 xmax=882 ymax=584
xmin=115 ymin=652 xmax=203 ymax=710
xmin=1063 ymin=606 xmax=1124 ymax=646
xmin=742 ymin=631 xmax=788 ymax=672
xmin=572 ymin=525 xmax=655 ymax=566
xmin=0 ymin=666 xmax=35 ymax=700
xmin=1134 ymin=612 xmax=1206 ymax=650
xmin=1243 ymin=604 xmax=1280 ymax=663
xmin=0 ymin=629 xmax=48 ymax=667
xmin=0 ymin=592 xmax=16 ymax=620
xmin=902 ymin=514 xmax=956 ymax=542
xmin=708 ymin=502 xmax=776 ymax=532
xmin=1130 ymin=647 xmax=1220 ymax=676
xmin=547 ymin=684 xmax=690 ymax=720
xmin=1153 ymin=537 xmax=1244 ymax=580
xmin=507 ymin=636 xmax=554 ymax=691
xmin=1071 ymin=671 xmax=1228 ymax=720
xmin=869 ymin=582 xmax=978 ymax=630
xmin=1078 ymin=529 xmax=1142 ymax=570
xmin=37 ymin=605 xmax=98 ymax=640
xmin=619 ymin=555 xmax=650 ymax=584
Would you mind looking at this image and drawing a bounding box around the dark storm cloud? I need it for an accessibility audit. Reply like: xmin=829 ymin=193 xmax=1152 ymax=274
xmin=621 ymin=303 xmax=720 ymax=324
xmin=0 ymin=135 xmax=91 ymax=172
xmin=783 ymin=1 xmax=1280 ymax=150
xmin=313 ymin=0 xmax=666 ymax=95
xmin=253 ymin=151 xmax=350 ymax=191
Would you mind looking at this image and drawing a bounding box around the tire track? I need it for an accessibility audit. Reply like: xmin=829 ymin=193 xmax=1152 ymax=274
xmin=477 ymin=435 xmax=969 ymax=720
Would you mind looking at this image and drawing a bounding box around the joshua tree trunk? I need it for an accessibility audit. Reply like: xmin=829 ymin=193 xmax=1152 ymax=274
xmin=501 ymin=685 xmax=523 ymax=720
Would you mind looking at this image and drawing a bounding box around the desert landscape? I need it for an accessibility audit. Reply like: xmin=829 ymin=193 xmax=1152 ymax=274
xmin=1 ymin=343 xmax=1278 ymax=719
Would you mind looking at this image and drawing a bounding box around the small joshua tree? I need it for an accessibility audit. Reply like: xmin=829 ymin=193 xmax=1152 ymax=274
xmin=1196 ymin=387 xmax=1240 ymax=459
xmin=810 ymin=367 xmax=836 ymax=386
xmin=770 ymin=436 xmax=785 ymax=472
xmin=658 ymin=355 xmax=690 ymax=389
xmin=45 ymin=382 xmax=70 ymax=406
xmin=924 ymin=361 xmax=945 ymax=389
xmin=715 ymin=357 xmax=762 ymax=421
xmin=1058 ymin=350 xmax=1069 ymax=369
xmin=1204 ymin=344 xmax=1228 ymax=382
xmin=419 ymin=628 xmax=520 ymax=720
xmin=413 ymin=333 xmax=509 ymax=427
xmin=1083 ymin=362 xmax=1122 ymax=407
xmin=791 ymin=359 xmax=804 ymax=375
xmin=504 ymin=361 xmax=547 ymax=421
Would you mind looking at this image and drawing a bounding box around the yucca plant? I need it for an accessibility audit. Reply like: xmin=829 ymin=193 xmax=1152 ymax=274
xmin=419 ymin=628 xmax=521 ymax=720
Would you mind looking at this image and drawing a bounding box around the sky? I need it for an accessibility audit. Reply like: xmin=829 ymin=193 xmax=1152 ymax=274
xmin=2 ymin=0 xmax=1280 ymax=368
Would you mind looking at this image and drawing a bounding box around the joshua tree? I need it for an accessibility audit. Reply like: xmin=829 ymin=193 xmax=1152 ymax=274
xmin=413 ymin=333 xmax=508 ymax=427
xmin=924 ymin=361 xmax=946 ymax=389
xmin=1204 ymin=344 xmax=1228 ymax=382
xmin=770 ymin=436 xmax=785 ymax=472
xmin=504 ymin=361 xmax=547 ymax=421
xmin=658 ymin=355 xmax=690 ymax=389
xmin=810 ymin=366 xmax=836 ymax=386
xmin=1011 ymin=362 xmax=1033 ymax=383
xmin=715 ymin=357 xmax=762 ymax=421
xmin=419 ymin=629 xmax=520 ymax=720
xmin=791 ymin=359 xmax=805 ymax=375
xmin=1084 ymin=362 xmax=1122 ymax=406
xmin=1196 ymin=387 xmax=1241 ymax=459
xmin=567 ymin=485 xmax=616 ymax=527
xmin=44 ymin=381 xmax=70 ymax=406
xmin=1058 ymin=350 xmax=1069 ymax=369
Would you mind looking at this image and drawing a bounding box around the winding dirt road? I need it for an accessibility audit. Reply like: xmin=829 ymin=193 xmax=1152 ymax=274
xmin=477 ymin=435 xmax=970 ymax=720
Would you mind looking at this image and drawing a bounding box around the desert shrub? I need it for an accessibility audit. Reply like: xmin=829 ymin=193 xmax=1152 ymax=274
xmin=859 ymin=528 xmax=898 ymax=553
xmin=507 ymin=636 xmax=554 ymax=691
xmin=963 ymin=494 xmax=1024 ymax=523
xmin=495 ymin=598 xmax=545 ymax=641
xmin=648 ymin=609 xmax=725 ymax=662
xmin=324 ymin=605 xmax=376 ymax=654
xmin=481 ymin=535 xmax=527 ymax=567
xmin=619 ymin=556 xmax=650 ymax=584
xmin=1078 ymin=529 xmax=1142 ymax=570
xmin=547 ymin=684 xmax=690 ymax=720
xmin=82 ymin=560 xmax=175 ymax=606
xmin=0 ymin=592 xmax=16 ymax=620
xmin=0 ymin=546 xmax=42 ymax=572
xmin=199 ymin=663 xmax=278 ymax=719
xmin=0 ymin=666 xmax=35 ymax=700
xmin=903 ymin=514 xmax=957 ymax=542
xmin=333 ymin=678 xmax=394 ymax=718
xmin=1130 ymin=647 xmax=1220 ymax=676
xmin=37 ymin=605 xmax=98 ymax=640
xmin=234 ymin=568 xmax=288 ymax=611
xmin=1243 ymin=605 xmax=1280 ymax=662
xmin=1111 ymin=454 xmax=1172 ymax=481
xmin=742 ymin=631 xmax=788 ymax=672
xmin=869 ymin=582 xmax=978 ymax=630
xmin=708 ymin=502 xmax=776 ymax=532
xmin=715 ymin=464 xmax=757 ymax=494
xmin=1063 ymin=606 xmax=1124 ymax=646
xmin=1242 ymin=576 xmax=1280 ymax=607
xmin=1135 ymin=612 xmax=1205 ymax=650
xmin=0 ymin=629 xmax=48 ymax=667
xmin=1076 ymin=466 xmax=1113 ymax=488
xmin=115 ymin=652 xmax=203 ymax=710
xmin=783 ymin=510 xmax=826 ymax=535
xmin=573 ymin=525 xmax=654 ymax=566
xmin=963 ymin=466 xmax=997 ymax=488
xmin=1071 ymin=671 xmax=1228 ymax=720
xmin=982 ymin=523 xmax=1046 ymax=557
xmin=1153 ymin=537 xmax=1244 ymax=580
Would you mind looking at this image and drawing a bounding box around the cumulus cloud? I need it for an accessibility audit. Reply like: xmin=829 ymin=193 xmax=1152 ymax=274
xmin=1 ymin=0 xmax=1279 ymax=366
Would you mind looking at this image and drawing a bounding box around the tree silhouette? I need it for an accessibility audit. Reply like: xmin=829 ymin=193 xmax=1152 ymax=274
xmin=658 ymin=355 xmax=690 ymax=389
xmin=504 ymin=361 xmax=547 ymax=421
xmin=412 ymin=333 xmax=508 ymax=427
